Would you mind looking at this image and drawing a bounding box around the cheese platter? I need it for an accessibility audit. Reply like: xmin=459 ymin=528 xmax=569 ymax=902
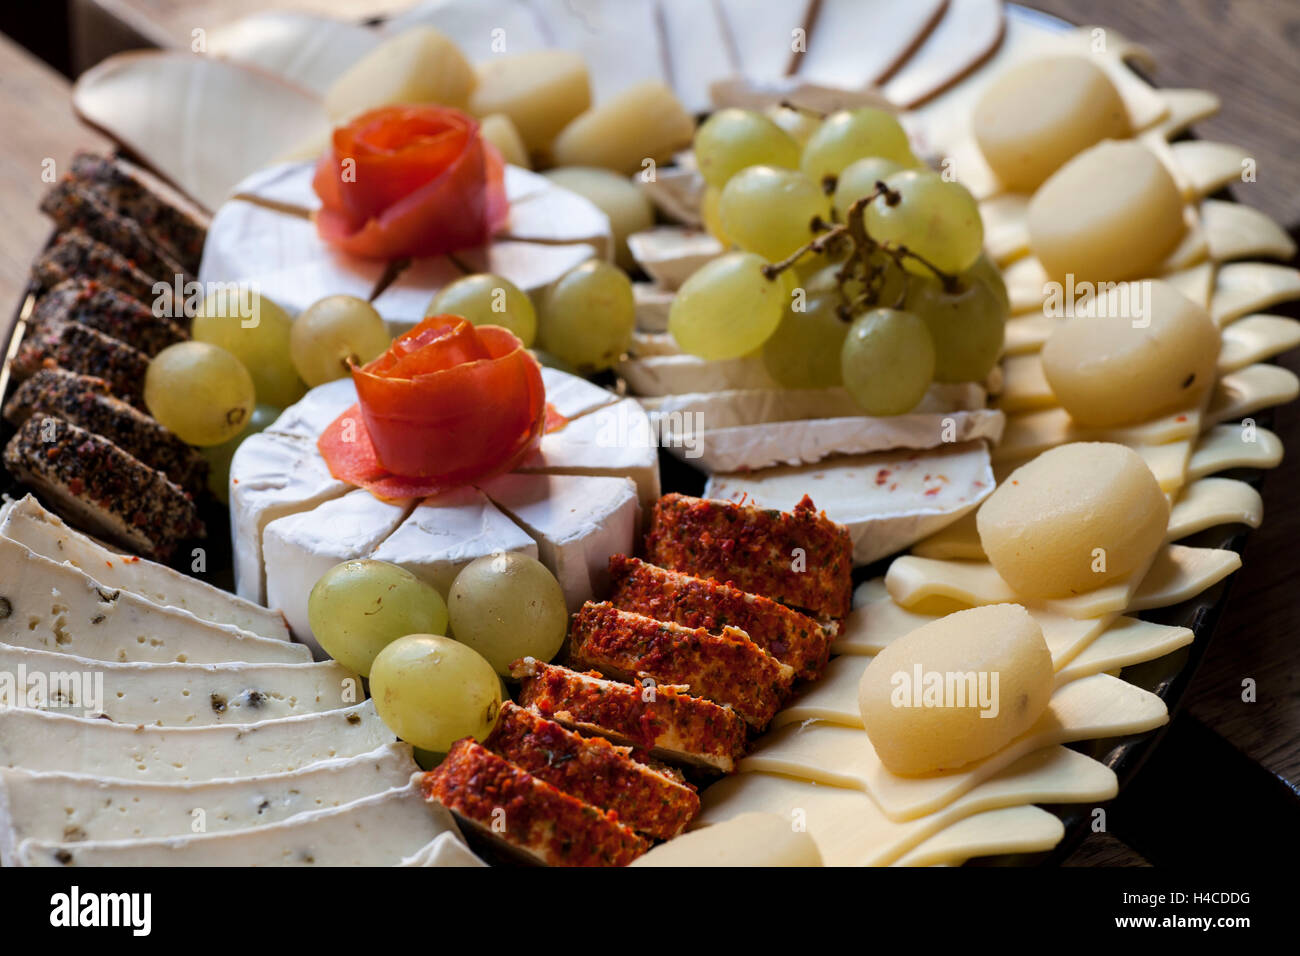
xmin=0 ymin=0 xmax=1297 ymax=868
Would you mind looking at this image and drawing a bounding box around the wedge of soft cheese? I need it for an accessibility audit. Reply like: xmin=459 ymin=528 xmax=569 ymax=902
xmin=0 ymin=701 xmax=390 ymax=782
xmin=0 ymin=742 xmax=416 ymax=860
xmin=263 ymin=490 xmax=415 ymax=652
xmin=0 ymin=534 xmax=309 ymax=665
xmin=705 ymin=440 xmax=997 ymax=565
xmin=0 ymin=495 xmax=290 ymax=641
xmin=12 ymin=779 xmax=459 ymax=867
xmin=229 ymin=431 xmax=351 ymax=604
xmin=368 ymin=486 xmax=538 ymax=595
xmin=479 ymin=472 xmax=639 ymax=610
xmin=398 ymin=830 xmax=487 ymax=867
xmin=517 ymin=398 xmax=662 ymax=510
xmin=0 ymin=644 xmax=356 ymax=725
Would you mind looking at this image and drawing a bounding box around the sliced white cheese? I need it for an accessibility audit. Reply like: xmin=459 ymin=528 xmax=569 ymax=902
xmin=381 ymin=0 xmax=551 ymax=58
xmin=1218 ymin=315 xmax=1300 ymax=374
xmin=229 ymin=431 xmax=351 ymax=604
xmin=540 ymin=365 xmax=619 ymax=419
xmin=796 ymin=0 xmax=946 ymax=89
xmin=0 ymin=742 xmax=415 ymax=859
xmin=618 ymin=352 xmax=779 ymax=395
xmin=714 ymin=0 xmax=812 ymax=83
xmin=13 ymin=779 xmax=459 ymax=867
xmin=626 ymin=226 xmax=725 ymax=291
xmin=0 ymin=701 xmax=390 ymax=782
xmin=881 ymin=0 xmax=1006 ymax=108
xmin=0 ymin=535 xmax=309 ymax=665
xmin=1186 ymin=424 xmax=1283 ymax=480
xmin=398 ymin=830 xmax=487 ymax=867
xmin=1211 ymin=262 xmax=1300 ymax=326
xmin=369 ymin=486 xmax=539 ymax=596
xmin=657 ymin=0 xmax=738 ymax=114
xmin=207 ymin=11 xmax=382 ymax=96
xmin=517 ymin=398 xmax=662 ymax=509
xmin=0 ymin=495 xmax=289 ymax=642
xmin=633 ymin=281 xmax=675 ymax=332
xmin=525 ymin=0 xmax=668 ymax=101
xmin=0 ymin=644 xmax=356 ymax=726
xmin=636 ymin=812 xmax=823 ymax=867
xmin=263 ymin=490 xmax=416 ymax=652
xmin=1201 ymin=199 xmax=1298 ymax=263
xmin=1167 ymin=477 xmax=1263 ymax=541
xmin=479 ymin=472 xmax=639 ymax=610
xmin=895 ymin=805 xmax=1064 ymax=867
xmin=705 ymin=440 xmax=996 ymax=565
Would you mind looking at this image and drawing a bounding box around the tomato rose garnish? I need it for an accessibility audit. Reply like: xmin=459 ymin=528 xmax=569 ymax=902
xmin=318 ymin=316 xmax=546 ymax=500
xmin=313 ymin=105 xmax=509 ymax=261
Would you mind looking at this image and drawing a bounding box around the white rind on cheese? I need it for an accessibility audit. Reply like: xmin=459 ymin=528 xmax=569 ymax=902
xmin=0 ymin=495 xmax=291 ymax=642
xmin=229 ymin=431 xmax=351 ymax=604
xmin=617 ymin=352 xmax=780 ymax=396
xmin=479 ymin=472 xmax=639 ymax=610
xmin=264 ymin=490 xmax=416 ymax=652
xmin=634 ymin=281 xmax=676 ymax=332
xmin=626 ymin=226 xmax=724 ymax=290
xmin=0 ymin=534 xmax=309 ymax=665
xmin=0 ymin=742 xmax=416 ymax=861
xmin=265 ymin=377 xmax=358 ymax=439
xmin=517 ymin=398 xmax=662 ymax=510
xmin=0 ymin=644 xmax=356 ymax=726
xmin=12 ymin=778 xmax=459 ymax=867
xmin=398 ymin=829 xmax=487 ymax=867
xmin=369 ymin=486 xmax=539 ymax=596
xmin=539 ymin=366 xmax=619 ymax=420
xmin=0 ymin=700 xmax=389 ymax=783
xmin=705 ymin=440 xmax=997 ymax=565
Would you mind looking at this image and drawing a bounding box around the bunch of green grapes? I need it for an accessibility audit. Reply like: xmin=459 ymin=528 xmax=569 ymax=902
xmin=670 ymin=103 xmax=1005 ymax=415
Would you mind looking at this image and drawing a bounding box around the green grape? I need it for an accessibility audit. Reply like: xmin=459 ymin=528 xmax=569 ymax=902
xmin=669 ymin=251 xmax=793 ymax=360
xmin=447 ymin=552 xmax=568 ymax=675
xmin=765 ymin=105 xmax=821 ymax=147
xmin=193 ymin=290 xmax=306 ymax=407
xmin=801 ymin=108 xmax=918 ymax=187
xmin=833 ymin=156 xmax=905 ymax=217
xmin=145 ymin=341 xmax=255 ymax=446
xmin=290 ymin=295 xmax=391 ymax=387
xmin=840 ymin=308 xmax=935 ymax=416
xmin=701 ymin=186 xmax=730 ymax=246
xmin=694 ymin=108 xmax=801 ymax=188
xmin=967 ymin=253 xmax=1010 ymax=313
xmin=718 ymin=165 xmax=830 ymax=262
xmin=308 ymin=559 xmax=449 ymax=676
xmin=428 ymin=272 xmax=538 ymax=346
xmin=537 ymin=260 xmax=635 ymax=372
xmin=803 ymin=250 xmax=906 ymax=313
xmin=762 ymin=293 xmax=849 ymax=388
xmin=865 ymin=170 xmax=984 ymax=275
xmin=369 ymin=634 xmax=501 ymax=752
xmin=200 ymin=402 xmax=278 ymax=502
xmin=904 ymin=271 xmax=1007 ymax=383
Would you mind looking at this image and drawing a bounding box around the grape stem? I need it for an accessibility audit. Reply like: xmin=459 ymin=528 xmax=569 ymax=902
xmin=758 ymin=182 xmax=960 ymax=303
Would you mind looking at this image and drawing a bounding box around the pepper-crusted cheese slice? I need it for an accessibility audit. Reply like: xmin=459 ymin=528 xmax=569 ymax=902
xmin=699 ymin=745 xmax=1116 ymax=866
xmin=740 ymin=673 xmax=1163 ymax=822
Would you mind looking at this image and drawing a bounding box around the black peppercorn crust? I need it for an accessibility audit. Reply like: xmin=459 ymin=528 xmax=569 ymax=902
xmin=32 ymin=230 xmax=161 ymax=305
xmin=33 ymin=279 xmax=187 ymax=358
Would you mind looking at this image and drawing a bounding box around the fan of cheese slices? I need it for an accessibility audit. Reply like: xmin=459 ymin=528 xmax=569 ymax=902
xmin=0 ymin=494 xmax=483 ymax=866
xmin=52 ymin=0 xmax=1300 ymax=869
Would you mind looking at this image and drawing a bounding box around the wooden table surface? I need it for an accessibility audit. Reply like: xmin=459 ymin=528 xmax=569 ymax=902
xmin=5 ymin=0 xmax=1298 ymax=867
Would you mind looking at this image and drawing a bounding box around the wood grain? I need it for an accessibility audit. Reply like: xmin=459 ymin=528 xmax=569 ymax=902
xmin=0 ymin=35 xmax=108 ymax=317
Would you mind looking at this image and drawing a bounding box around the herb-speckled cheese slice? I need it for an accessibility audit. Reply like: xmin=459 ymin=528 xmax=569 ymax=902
xmin=0 ymin=701 xmax=390 ymax=782
xmin=0 ymin=742 xmax=416 ymax=859
xmin=0 ymin=534 xmax=309 ymax=665
xmin=13 ymin=778 xmax=460 ymax=867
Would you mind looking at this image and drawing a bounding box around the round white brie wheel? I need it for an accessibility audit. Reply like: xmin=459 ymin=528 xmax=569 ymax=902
xmin=231 ymin=367 xmax=660 ymax=653
xmin=201 ymin=161 xmax=614 ymax=335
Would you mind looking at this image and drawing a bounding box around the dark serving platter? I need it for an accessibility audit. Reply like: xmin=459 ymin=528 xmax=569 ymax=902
xmin=2 ymin=2 xmax=1298 ymax=867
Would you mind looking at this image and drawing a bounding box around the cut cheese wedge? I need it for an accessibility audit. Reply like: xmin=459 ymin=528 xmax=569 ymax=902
xmin=1187 ymin=424 xmax=1283 ymax=480
xmin=634 ymin=812 xmax=822 ymax=867
xmin=1211 ymin=263 xmax=1300 ymax=326
xmin=0 ymin=534 xmax=309 ymax=665
xmin=539 ymin=365 xmax=620 ymax=419
xmin=706 ymin=440 xmax=996 ymax=566
xmin=796 ymin=0 xmax=947 ymax=89
xmin=369 ymin=487 xmax=540 ymax=596
xmin=1167 ymin=477 xmax=1263 ymax=540
xmin=527 ymin=0 xmax=667 ymax=101
xmin=381 ymin=0 xmax=550 ymax=58
xmin=73 ymin=52 xmax=329 ymax=211
xmin=618 ymin=353 xmax=778 ymax=395
xmin=0 ymin=644 xmax=356 ymax=726
xmin=13 ymin=779 xmax=458 ymax=867
xmin=1127 ymin=545 xmax=1241 ymax=611
xmin=1205 ymin=363 xmax=1300 ymax=426
xmin=0 ymin=701 xmax=390 ymax=782
xmin=479 ymin=472 xmax=639 ymax=610
xmin=0 ymin=494 xmax=289 ymax=641
xmin=0 ymin=742 xmax=415 ymax=859
xmin=265 ymin=376 xmax=357 ymax=440
xmin=714 ymin=0 xmax=811 ymax=83
xmin=881 ymin=0 xmax=1006 ymax=108
xmin=229 ymin=431 xmax=351 ymax=604
xmin=398 ymin=830 xmax=487 ymax=867
xmin=895 ymin=804 xmax=1063 ymax=866
xmin=626 ymin=226 xmax=724 ymax=291
xmin=1054 ymin=616 xmax=1194 ymax=685
xmin=657 ymin=0 xmax=739 ymax=114
xmin=1201 ymin=199 xmax=1298 ymax=263
xmin=1218 ymin=315 xmax=1300 ymax=374
xmin=745 ymin=673 xmax=1164 ymax=821
xmin=202 ymin=161 xmax=611 ymax=328
xmin=207 ymin=11 xmax=382 ymax=96
xmin=698 ymin=744 xmax=1116 ymax=866
xmin=992 ymin=405 xmax=1202 ymax=465
xmin=264 ymin=490 xmax=416 ymax=652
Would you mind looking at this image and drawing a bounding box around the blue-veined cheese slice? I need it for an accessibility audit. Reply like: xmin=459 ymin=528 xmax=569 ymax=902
xmin=0 ymin=701 xmax=390 ymax=782
xmin=0 ymin=643 xmax=356 ymax=726
xmin=0 ymin=742 xmax=414 ymax=858
xmin=12 ymin=778 xmax=460 ymax=867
